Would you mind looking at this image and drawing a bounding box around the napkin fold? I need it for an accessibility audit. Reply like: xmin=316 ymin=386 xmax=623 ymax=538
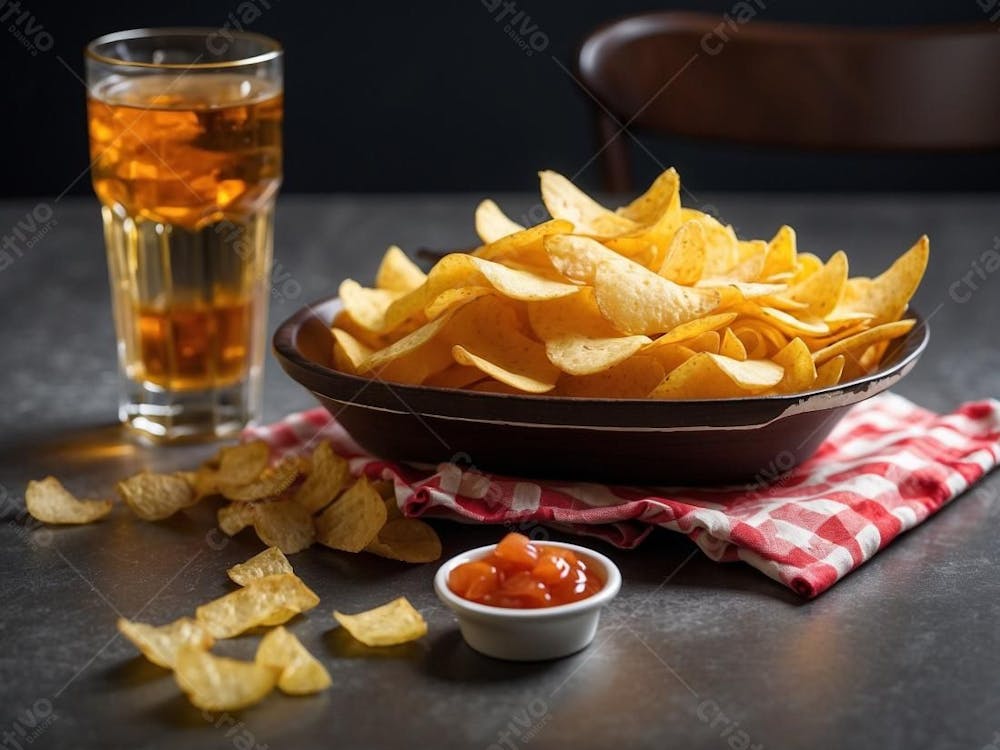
xmin=245 ymin=393 xmax=1000 ymax=597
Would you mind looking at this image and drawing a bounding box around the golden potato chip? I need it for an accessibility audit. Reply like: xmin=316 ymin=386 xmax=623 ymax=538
xmin=315 ymin=476 xmax=387 ymax=553
xmin=528 ymin=290 xmax=649 ymax=376
xmin=220 ymin=457 xmax=300 ymax=502
xmin=697 ymin=215 xmax=741 ymax=277
xmin=217 ymin=441 xmax=270 ymax=487
xmin=815 ymin=354 xmax=846 ymax=388
xmin=474 ymin=199 xmax=524 ymax=243
xmin=196 ymin=573 xmax=320 ymax=639
xmin=645 ymin=343 xmax=697 ymax=374
xmin=174 ymin=646 xmax=277 ymax=711
xmin=365 ymin=517 xmax=442 ymax=563
xmin=616 ymin=167 xmax=680 ymax=225
xmin=686 ymin=330 xmax=721 ymax=354
xmin=218 ymin=502 xmax=255 ymax=536
xmin=812 ymin=319 xmax=916 ymax=366
xmin=227 ymin=546 xmax=294 ymax=586
xmin=117 ymin=617 xmax=214 ymax=669
xmin=651 ymin=353 xmax=784 ymax=399
xmin=539 ymin=170 xmax=636 ymax=235
xmin=425 ymin=286 xmax=494 ymax=319
xmin=787 ymin=250 xmax=848 ymax=318
xmin=719 ymin=328 xmax=748 ymax=360
xmin=256 ymin=626 xmax=332 ymax=695
xmin=453 ymin=345 xmax=556 ymax=394
xmin=294 ymin=441 xmax=351 ymax=513
xmin=643 ymin=312 xmax=737 ymax=350
xmin=25 ymin=477 xmax=112 ymax=525
xmin=594 ymin=260 xmax=720 ymax=336
xmin=333 ymin=597 xmax=428 ymax=647
xmin=772 ymin=338 xmax=817 ymax=394
xmin=762 ymin=225 xmax=797 ymax=279
xmin=469 ymin=379 xmax=525 ymax=394
xmin=375 ymin=246 xmax=426 ymax=293
xmin=332 ymin=328 xmax=374 ymax=375
xmin=558 ymin=355 xmax=665 ymax=398
xmin=657 ymin=218 xmax=705 ymax=284
xmin=118 ymin=472 xmax=197 ymax=521
xmin=474 ymin=218 xmax=573 ymax=263
xmin=252 ymin=500 xmax=316 ymax=554
xmin=451 ymin=254 xmax=579 ymax=301
xmin=359 ymin=313 xmax=455 ymax=384
xmin=339 ymin=279 xmax=404 ymax=332
xmin=837 ymin=236 xmax=928 ymax=325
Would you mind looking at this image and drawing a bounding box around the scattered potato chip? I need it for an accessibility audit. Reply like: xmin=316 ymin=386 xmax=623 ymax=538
xmin=227 ymin=547 xmax=294 ymax=586
xmin=220 ymin=457 xmax=300 ymax=502
xmin=539 ymin=170 xmax=635 ymax=235
xmin=315 ymin=477 xmax=387 ymax=553
xmin=294 ymin=441 xmax=351 ymax=513
xmin=252 ymin=500 xmax=316 ymax=554
xmin=217 ymin=441 xmax=270 ymax=487
xmin=174 ymin=646 xmax=278 ymax=711
xmin=218 ymin=502 xmax=255 ymax=536
xmin=118 ymin=472 xmax=197 ymax=521
xmin=25 ymin=477 xmax=112 ymax=525
xmin=332 ymin=597 xmax=428 ymax=647
xmin=117 ymin=617 xmax=214 ymax=669
xmin=366 ymin=518 xmax=442 ymax=563
xmin=256 ymin=626 xmax=332 ymax=695
xmin=196 ymin=573 xmax=320 ymax=638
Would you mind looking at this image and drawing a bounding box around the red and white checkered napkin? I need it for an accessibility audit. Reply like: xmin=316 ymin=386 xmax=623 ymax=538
xmin=245 ymin=393 xmax=1000 ymax=598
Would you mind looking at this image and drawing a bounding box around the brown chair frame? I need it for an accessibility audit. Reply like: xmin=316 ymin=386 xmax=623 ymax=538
xmin=577 ymin=13 xmax=1000 ymax=191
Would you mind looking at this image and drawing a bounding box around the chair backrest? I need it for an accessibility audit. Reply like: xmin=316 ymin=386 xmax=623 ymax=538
xmin=578 ymin=13 xmax=1000 ymax=191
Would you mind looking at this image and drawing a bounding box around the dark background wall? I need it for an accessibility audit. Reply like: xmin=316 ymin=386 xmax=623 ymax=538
xmin=3 ymin=0 xmax=997 ymax=197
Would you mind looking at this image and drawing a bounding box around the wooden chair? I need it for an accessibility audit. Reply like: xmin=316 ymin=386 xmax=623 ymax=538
xmin=577 ymin=13 xmax=1000 ymax=192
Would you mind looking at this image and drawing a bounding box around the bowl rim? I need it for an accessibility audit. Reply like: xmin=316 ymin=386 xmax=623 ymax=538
xmin=273 ymin=295 xmax=929 ymax=428
xmin=433 ymin=540 xmax=623 ymax=620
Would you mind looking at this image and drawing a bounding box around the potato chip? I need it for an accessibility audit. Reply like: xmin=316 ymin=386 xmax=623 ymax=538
xmin=474 ymin=199 xmax=525 ymax=243
xmin=252 ymin=500 xmax=316 ymax=554
xmin=219 ymin=457 xmax=300 ymax=502
xmin=772 ymin=338 xmax=817 ymax=394
xmin=218 ymin=502 xmax=255 ymax=536
xmin=762 ymin=225 xmax=797 ymax=279
xmin=616 ymin=167 xmax=680 ymax=225
xmin=332 ymin=328 xmax=374 ymax=375
xmin=719 ymin=328 xmax=747 ymax=360
xmin=174 ymin=646 xmax=277 ymax=711
xmin=227 ymin=546 xmax=294 ymax=586
xmin=117 ymin=617 xmax=214 ymax=669
xmin=645 ymin=343 xmax=697 ymax=374
xmin=558 ymin=356 xmax=665 ymax=398
xmin=473 ymin=218 xmax=573 ymax=264
xmin=339 ymin=279 xmax=404 ymax=332
xmin=425 ymin=286 xmax=494 ymax=319
xmin=256 ymin=626 xmax=332 ymax=695
xmin=294 ymin=441 xmax=351 ymax=513
xmin=815 ymin=354 xmax=846 ymax=388
xmin=812 ymin=319 xmax=917 ymax=366
xmin=333 ymin=597 xmax=428 ymax=647
xmin=217 ymin=441 xmax=270 ymax=487
xmin=528 ymin=290 xmax=649 ymax=376
xmin=539 ymin=170 xmax=636 ymax=236
xmin=469 ymin=379 xmax=525 ymax=394
xmin=25 ymin=477 xmax=112 ymax=525
xmin=643 ymin=312 xmax=737 ymax=351
xmin=375 ymin=246 xmax=426 ymax=293
xmin=697 ymin=215 xmax=741 ymax=277
xmin=118 ymin=472 xmax=197 ymax=521
xmin=787 ymin=250 xmax=848 ymax=318
xmin=423 ymin=364 xmax=485 ymax=389
xmin=594 ymin=260 xmax=720 ymax=336
xmin=359 ymin=313 xmax=455 ymax=384
xmin=315 ymin=476 xmax=388 ymax=553
xmin=651 ymin=353 xmax=784 ymax=399
xmin=657 ymin=218 xmax=705 ymax=284
xmin=454 ymin=254 xmax=579 ymax=301
xmin=686 ymin=330 xmax=721 ymax=354
xmin=544 ymin=233 xmax=624 ymax=283
xmin=365 ymin=517 xmax=442 ymax=563
xmin=196 ymin=573 xmax=320 ymax=639
xmin=837 ymin=236 xmax=928 ymax=325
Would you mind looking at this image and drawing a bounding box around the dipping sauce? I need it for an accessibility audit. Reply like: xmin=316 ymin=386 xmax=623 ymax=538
xmin=447 ymin=533 xmax=604 ymax=608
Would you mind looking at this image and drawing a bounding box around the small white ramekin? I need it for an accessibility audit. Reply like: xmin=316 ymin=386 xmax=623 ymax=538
xmin=434 ymin=540 xmax=622 ymax=661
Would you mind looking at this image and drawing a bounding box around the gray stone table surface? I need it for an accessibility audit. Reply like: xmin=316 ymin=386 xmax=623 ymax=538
xmin=0 ymin=194 xmax=998 ymax=750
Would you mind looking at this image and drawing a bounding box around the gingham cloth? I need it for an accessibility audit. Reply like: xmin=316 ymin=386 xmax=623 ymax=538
xmin=245 ymin=393 xmax=1000 ymax=597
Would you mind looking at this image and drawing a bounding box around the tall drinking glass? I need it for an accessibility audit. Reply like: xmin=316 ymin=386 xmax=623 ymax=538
xmin=85 ymin=29 xmax=283 ymax=441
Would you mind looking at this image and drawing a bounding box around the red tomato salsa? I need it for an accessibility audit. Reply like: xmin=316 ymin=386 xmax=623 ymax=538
xmin=448 ymin=533 xmax=604 ymax=608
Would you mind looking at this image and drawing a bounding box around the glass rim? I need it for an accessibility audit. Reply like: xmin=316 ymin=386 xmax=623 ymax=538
xmin=85 ymin=27 xmax=282 ymax=70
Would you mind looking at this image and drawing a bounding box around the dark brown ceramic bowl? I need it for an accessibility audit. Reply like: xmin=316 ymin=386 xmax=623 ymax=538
xmin=273 ymin=297 xmax=928 ymax=485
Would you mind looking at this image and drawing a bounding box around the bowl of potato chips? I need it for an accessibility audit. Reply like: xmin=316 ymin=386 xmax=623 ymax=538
xmin=274 ymin=168 xmax=928 ymax=484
